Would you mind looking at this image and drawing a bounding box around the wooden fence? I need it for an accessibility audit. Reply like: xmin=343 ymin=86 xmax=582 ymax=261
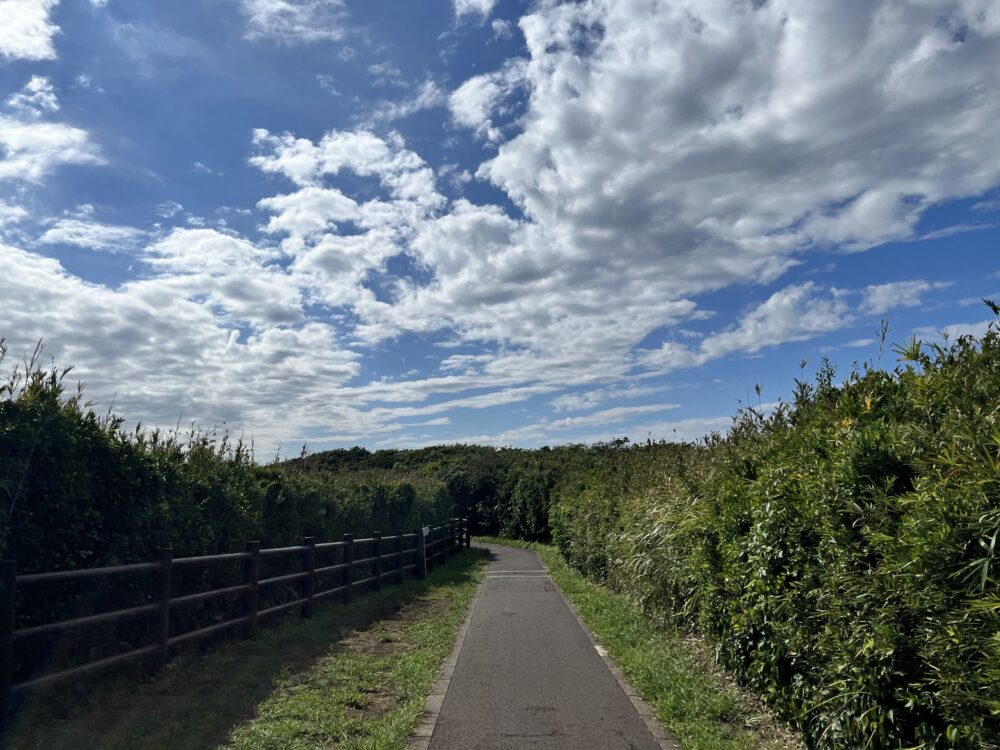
xmin=0 ymin=517 xmax=471 ymax=732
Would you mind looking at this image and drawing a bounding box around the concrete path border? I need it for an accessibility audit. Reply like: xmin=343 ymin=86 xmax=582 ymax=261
xmin=549 ymin=581 xmax=679 ymax=749
xmin=407 ymin=575 xmax=487 ymax=750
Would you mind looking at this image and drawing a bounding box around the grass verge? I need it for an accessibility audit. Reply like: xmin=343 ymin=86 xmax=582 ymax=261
xmin=475 ymin=536 xmax=801 ymax=750
xmin=9 ymin=548 xmax=487 ymax=750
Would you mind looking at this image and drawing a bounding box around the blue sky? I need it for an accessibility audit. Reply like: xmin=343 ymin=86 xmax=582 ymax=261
xmin=1 ymin=0 xmax=998 ymax=454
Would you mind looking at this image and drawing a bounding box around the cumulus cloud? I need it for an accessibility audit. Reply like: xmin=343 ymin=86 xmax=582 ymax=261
xmin=471 ymin=0 xmax=1000 ymax=299
xmin=0 ymin=0 xmax=60 ymax=61
xmin=448 ymin=59 xmax=526 ymax=140
xmin=8 ymin=0 xmax=1000 ymax=451
xmin=240 ymin=0 xmax=348 ymax=44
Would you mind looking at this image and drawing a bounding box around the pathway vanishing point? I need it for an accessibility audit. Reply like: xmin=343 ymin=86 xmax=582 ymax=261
xmin=411 ymin=543 xmax=677 ymax=749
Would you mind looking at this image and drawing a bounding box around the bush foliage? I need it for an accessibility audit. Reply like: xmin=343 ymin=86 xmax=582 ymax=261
xmin=0 ymin=342 xmax=453 ymax=574
xmin=552 ymin=323 xmax=1000 ymax=748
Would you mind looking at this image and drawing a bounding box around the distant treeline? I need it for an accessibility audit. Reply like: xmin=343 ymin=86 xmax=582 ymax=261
xmin=2 ymin=311 xmax=998 ymax=748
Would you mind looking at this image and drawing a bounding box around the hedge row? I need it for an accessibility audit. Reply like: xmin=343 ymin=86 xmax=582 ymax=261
xmin=551 ymin=326 xmax=1000 ymax=748
xmin=0 ymin=342 xmax=453 ymax=575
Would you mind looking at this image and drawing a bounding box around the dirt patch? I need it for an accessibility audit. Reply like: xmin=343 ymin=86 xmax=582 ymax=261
xmin=345 ymin=691 xmax=400 ymax=721
xmin=389 ymin=596 xmax=450 ymax=624
xmin=340 ymin=596 xmax=449 ymax=655
xmin=340 ymin=634 xmax=413 ymax=655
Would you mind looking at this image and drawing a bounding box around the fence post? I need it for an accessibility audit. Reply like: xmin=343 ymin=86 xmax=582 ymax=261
xmin=0 ymin=560 xmax=15 ymax=737
xmin=342 ymin=534 xmax=354 ymax=603
xmin=426 ymin=526 xmax=435 ymax=572
xmin=395 ymin=530 xmax=403 ymax=583
xmin=451 ymin=519 xmax=458 ymax=556
xmin=464 ymin=517 xmax=471 ymax=548
xmin=302 ymin=537 xmax=316 ymax=618
xmin=373 ymin=532 xmax=382 ymax=592
xmin=156 ymin=548 xmax=172 ymax=669
xmin=416 ymin=526 xmax=428 ymax=580
xmin=243 ymin=541 xmax=260 ymax=639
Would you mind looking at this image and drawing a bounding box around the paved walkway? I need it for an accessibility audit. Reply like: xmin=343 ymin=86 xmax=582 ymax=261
xmin=422 ymin=543 xmax=670 ymax=749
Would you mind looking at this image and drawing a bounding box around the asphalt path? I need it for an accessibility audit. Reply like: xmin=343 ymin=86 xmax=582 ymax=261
xmin=426 ymin=543 xmax=664 ymax=749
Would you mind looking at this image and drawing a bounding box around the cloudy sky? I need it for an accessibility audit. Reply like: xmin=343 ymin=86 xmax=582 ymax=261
xmin=1 ymin=0 xmax=998 ymax=454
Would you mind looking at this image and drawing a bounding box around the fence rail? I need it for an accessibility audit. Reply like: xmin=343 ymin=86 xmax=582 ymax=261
xmin=0 ymin=517 xmax=472 ymax=732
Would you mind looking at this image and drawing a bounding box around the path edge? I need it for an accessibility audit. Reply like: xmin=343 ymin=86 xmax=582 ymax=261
xmin=542 ymin=556 xmax=681 ymax=750
xmin=406 ymin=569 xmax=487 ymax=750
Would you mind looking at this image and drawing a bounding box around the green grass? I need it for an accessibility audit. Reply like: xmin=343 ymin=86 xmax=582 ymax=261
xmin=9 ymin=548 xmax=487 ymax=750
xmin=475 ymin=536 xmax=802 ymax=750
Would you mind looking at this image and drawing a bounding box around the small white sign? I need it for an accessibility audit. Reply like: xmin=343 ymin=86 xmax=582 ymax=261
xmin=423 ymin=526 xmax=430 ymax=537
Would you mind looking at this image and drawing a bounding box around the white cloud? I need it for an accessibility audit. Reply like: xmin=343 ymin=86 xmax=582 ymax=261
xmin=6 ymin=76 xmax=59 ymax=118
xmin=368 ymin=80 xmax=446 ymax=123
xmin=550 ymin=384 xmax=663 ymax=413
xmin=0 ymin=116 xmax=103 ymax=182
xmin=470 ymin=0 xmax=1000 ymax=301
xmin=0 ymin=0 xmax=60 ymax=61
xmin=448 ymin=59 xmax=526 ymax=141
xmin=1 ymin=77 xmax=101 ymax=183
xmin=641 ymin=282 xmax=852 ymax=372
xmin=913 ymin=319 xmax=994 ymax=342
xmin=453 ymin=0 xmax=496 ymax=21
xmin=249 ymin=129 xmax=441 ymax=208
xmin=230 ymin=0 xmax=1000 ymax=446
xmin=0 ymin=240 xmax=360 ymax=448
xmin=10 ymin=0 xmax=1000 ymax=450
xmin=257 ymin=186 xmax=360 ymax=244
xmin=367 ymin=61 xmax=406 ymax=88
xmin=240 ymin=0 xmax=348 ymax=44
xmin=450 ymin=405 xmax=696 ymax=446
xmin=0 ymin=201 xmax=27 ymax=230
xmin=862 ymin=280 xmax=951 ymax=314
xmin=491 ymin=19 xmax=512 ymax=39
xmin=39 ymin=218 xmax=146 ymax=251
xmin=316 ymin=74 xmax=340 ymax=95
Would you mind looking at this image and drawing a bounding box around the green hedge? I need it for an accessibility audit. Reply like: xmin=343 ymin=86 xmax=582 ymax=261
xmin=0 ymin=342 xmax=452 ymax=574
xmin=552 ymin=327 xmax=1000 ymax=748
